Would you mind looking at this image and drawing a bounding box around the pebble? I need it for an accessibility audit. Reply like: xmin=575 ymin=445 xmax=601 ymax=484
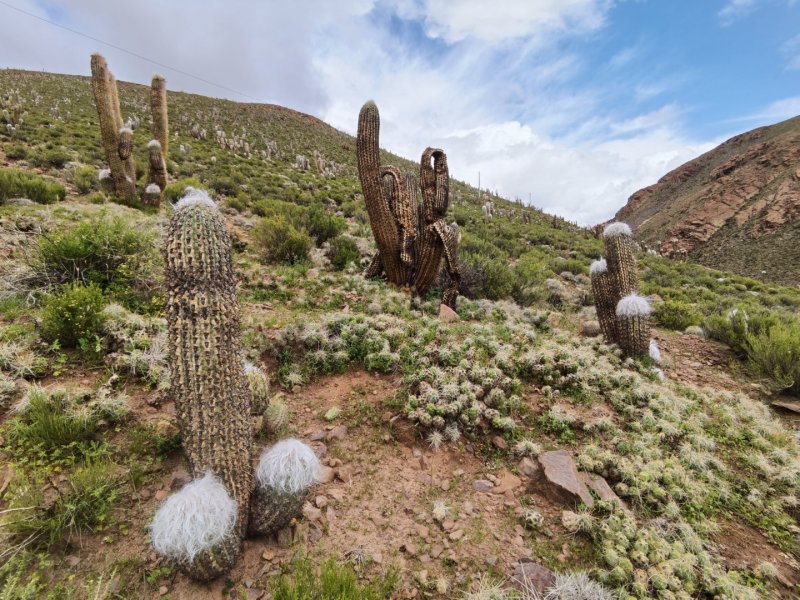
xmin=473 ymin=479 xmax=494 ymax=491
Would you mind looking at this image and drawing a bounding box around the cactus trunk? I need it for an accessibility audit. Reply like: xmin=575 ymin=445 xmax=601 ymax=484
xmin=150 ymin=75 xmax=169 ymax=156
xmin=89 ymin=54 xmax=136 ymax=203
xmin=604 ymin=234 xmax=638 ymax=297
xmin=248 ymin=488 xmax=307 ymax=537
xmin=163 ymin=193 xmax=253 ymax=578
xmin=616 ymin=313 xmax=650 ymax=357
xmin=591 ymin=270 xmax=618 ymax=342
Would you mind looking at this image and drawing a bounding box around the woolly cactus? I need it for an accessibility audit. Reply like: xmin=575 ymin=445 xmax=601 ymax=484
xmin=248 ymin=439 xmax=320 ymax=536
xmin=356 ymin=101 xmax=461 ymax=308
xmin=589 ymin=258 xmax=617 ymax=342
xmin=602 ymin=222 xmax=638 ymax=297
xmin=616 ymin=293 xmax=652 ymax=357
xmin=90 ymin=53 xmax=136 ymax=203
xmin=159 ymin=188 xmax=252 ymax=579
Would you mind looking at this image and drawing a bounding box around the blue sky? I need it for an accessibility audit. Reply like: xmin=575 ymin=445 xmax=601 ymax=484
xmin=2 ymin=0 xmax=799 ymax=223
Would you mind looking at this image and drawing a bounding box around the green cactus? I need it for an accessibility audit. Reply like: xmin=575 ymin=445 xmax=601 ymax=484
xmin=159 ymin=188 xmax=252 ymax=580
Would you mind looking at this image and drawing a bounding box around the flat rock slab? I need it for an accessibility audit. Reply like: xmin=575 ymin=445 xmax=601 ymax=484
xmin=510 ymin=561 xmax=556 ymax=594
xmin=579 ymin=472 xmax=627 ymax=509
xmin=537 ymin=450 xmax=594 ymax=507
xmin=772 ymin=399 xmax=800 ymax=414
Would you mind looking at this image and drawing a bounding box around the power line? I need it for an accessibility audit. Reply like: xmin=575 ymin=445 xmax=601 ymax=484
xmin=0 ymin=0 xmax=264 ymax=103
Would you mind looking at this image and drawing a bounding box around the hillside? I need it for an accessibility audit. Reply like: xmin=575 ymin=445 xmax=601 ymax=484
xmin=0 ymin=67 xmax=799 ymax=600
xmin=614 ymin=116 xmax=800 ymax=285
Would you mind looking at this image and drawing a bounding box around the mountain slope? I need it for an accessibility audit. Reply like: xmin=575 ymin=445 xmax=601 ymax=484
xmin=614 ymin=116 xmax=800 ymax=285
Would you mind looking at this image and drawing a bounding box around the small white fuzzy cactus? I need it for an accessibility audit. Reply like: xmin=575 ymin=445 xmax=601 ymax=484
xmin=145 ymin=183 xmax=161 ymax=194
xmin=589 ymin=258 xmax=608 ymax=275
xmin=615 ymin=293 xmax=651 ymax=317
xmin=255 ymin=439 xmax=320 ymax=494
xmin=174 ymin=187 xmax=216 ymax=211
xmin=150 ymin=473 xmax=237 ymax=562
xmin=649 ymin=339 xmax=661 ymax=363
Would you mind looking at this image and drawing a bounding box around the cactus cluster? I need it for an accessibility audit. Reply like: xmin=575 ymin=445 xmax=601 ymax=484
xmin=590 ymin=223 xmax=652 ymax=357
xmin=356 ymin=101 xmax=461 ymax=309
xmin=151 ymin=189 xmax=319 ymax=581
xmin=89 ymin=54 xmax=168 ymax=207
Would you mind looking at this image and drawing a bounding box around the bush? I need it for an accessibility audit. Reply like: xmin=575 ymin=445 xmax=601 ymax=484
xmin=41 ymin=283 xmax=107 ymax=349
xmin=704 ymin=309 xmax=778 ymax=356
xmin=746 ymin=320 xmax=800 ymax=395
xmin=252 ymin=198 xmax=308 ymax=227
xmin=72 ymin=165 xmax=97 ymax=194
xmin=654 ymin=300 xmax=702 ymax=331
xmin=35 ymin=215 xmax=157 ymax=290
xmin=253 ymin=216 xmax=312 ymax=265
xmin=307 ymin=203 xmax=346 ymax=246
xmin=30 ymin=147 xmax=71 ymax=169
xmin=0 ymin=168 xmax=66 ymax=204
xmin=6 ymin=144 xmax=27 ymax=160
xmin=162 ymin=177 xmax=203 ymax=205
xmin=328 ymin=235 xmax=360 ymax=270
xmin=459 ymin=254 xmax=515 ymax=300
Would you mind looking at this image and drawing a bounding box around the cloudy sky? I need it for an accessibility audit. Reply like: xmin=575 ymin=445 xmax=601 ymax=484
xmin=2 ymin=0 xmax=799 ymax=224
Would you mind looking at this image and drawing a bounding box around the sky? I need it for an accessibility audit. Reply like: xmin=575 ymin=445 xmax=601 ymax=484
xmin=1 ymin=0 xmax=799 ymax=224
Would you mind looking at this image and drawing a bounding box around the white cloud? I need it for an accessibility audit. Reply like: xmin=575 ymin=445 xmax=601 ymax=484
xmin=721 ymin=96 xmax=800 ymax=125
xmin=717 ymin=0 xmax=759 ymax=24
xmin=782 ymin=34 xmax=800 ymax=70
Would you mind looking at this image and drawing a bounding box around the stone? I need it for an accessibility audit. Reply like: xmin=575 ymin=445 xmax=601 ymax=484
xmin=510 ymin=561 xmax=556 ymax=594
xmin=314 ymin=495 xmax=329 ymax=508
xmin=580 ymin=320 xmax=601 ymax=337
xmin=579 ymin=472 xmax=626 ymax=508
xmin=537 ymin=450 xmax=594 ymax=507
xmin=327 ymin=425 xmax=348 ymax=441
xmin=336 ymin=466 xmax=354 ymax=483
xmin=245 ymin=590 xmax=264 ymax=600
xmin=262 ymin=549 xmax=275 ymax=561
xmin=169 ymin=470 xmax=191 ymax=490
xmin=154 ymin=490 xmax=168 ymax=502
xmin=302 ymin=503 xmax=322 ymax=522
xmin=518 ymin=457 xmax=540 ymax=479
xmin=491 ymin=435 xmax=508 ymax=450
xmin=438 ymin=304 xmax=460 ymax=323
xmin=401 ymin=542 xmax=418 ymax=556
xmin=417 ymin=473 xmax=434 ymax=485
xmin=309 ymin=430 xmax=326 ymax=441
xmin=159 ymin=585 xmax=169 ymax=596
xmin=317 ymin=466 xmax=335 ymax=484
xmin=491 ymin=470 xmax=522 ymax=495
xmin=448 ymin=529 xmax=464 ymax=541
xmin=772 ymin=399 xmax=800 ymax=414
xmin=473 ymin=479 xmax=494 ymax=491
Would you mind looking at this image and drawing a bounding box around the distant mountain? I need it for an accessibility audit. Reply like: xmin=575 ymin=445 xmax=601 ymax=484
xmin=614 ymin=116 xmax=800 ymax=285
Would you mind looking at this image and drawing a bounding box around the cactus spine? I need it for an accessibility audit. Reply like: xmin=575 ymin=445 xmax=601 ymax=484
xmin=161 ymin=189 xmax=252 ymax=579
xmin=589 ymin=223 xmax=651 ymax=357
xmin=90 ymin=53 xmax=136 ymax=203
xmin=356 ymin=102 xmax=461 ymax=308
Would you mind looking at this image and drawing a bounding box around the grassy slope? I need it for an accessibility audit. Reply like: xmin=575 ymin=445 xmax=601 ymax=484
xmin=0 ymin=68 xmax=799 ymax=599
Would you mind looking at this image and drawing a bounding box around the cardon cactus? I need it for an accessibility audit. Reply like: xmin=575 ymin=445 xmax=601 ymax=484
xmin=589 ymin=258 xmax=617 ymax=342
xmin=117 ymin=127 xmax=134 ymax=160
xmin=150 ymin=75 xmax=169 ymax=156
xmin=616 ymin=293 xmax=652 ymax=357
xmin=602 ymin=222 xmax=638 ymax=297
xmin=154 ymin=188 xmax=252 ymax=580
xmin=356 ymin=101 xmax=461 ymax=308
xmin=248 ymin=439 xmax=320 ymax=536
xmin=142 ymin=183 xmax=161 ymax=207
xmin=90 ymin=53 xmax=136 ymax=203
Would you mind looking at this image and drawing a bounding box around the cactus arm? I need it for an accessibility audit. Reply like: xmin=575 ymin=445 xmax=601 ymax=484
xmin=118 ymin=127 xmax=133 ymax=160
xmin=364 ymin=252 xmax=384 ymax=279
xmin=413 ymin=147 xmax=451 ymax=296
xmin=356 ymin=101 xmax=408 ymax=285
xmin=433 ymin=221 xmax=461 ymax=309
xmin=381 ymin=166 xmax=418 ymax=268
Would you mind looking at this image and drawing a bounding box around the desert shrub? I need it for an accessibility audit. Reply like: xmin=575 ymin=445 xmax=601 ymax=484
xmin=459 ymin=254 xmax=515 ymax=300
xmin=328 ymin=235 xmax=360 ymax=270
xmin=252 ymin=198 xmax=309 ymax=227
xmin=704 ymin=309 xmax=778 ymax=356
xmin=306 ymin=203 xmax=346 ymax=246
xmin=5 ymin=144 xmax=27 ymax=159
xmin=654 ymin=299 xmax=702 ymax=331
xmin=253 ymin=216 xmax=312 ymax=265
xmin=0 ymin=168 xmax=66 ymax=204
xmin=746 ymin=320 xmax=800 ymax=395
xmin=30 ymin=147 xmax=70 ymax=169
xmin=162 ymin=177 xmax=202 ymax=205
xmin=72 ymin=165 xmax=97 ymax=194
xmin=35 ymin=215 xmax=157 ymax=290
xmin=40 ymin=283 xmax=107 ymax=349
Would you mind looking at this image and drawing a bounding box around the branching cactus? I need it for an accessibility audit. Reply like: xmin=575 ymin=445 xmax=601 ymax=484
xmin=356 ymin=102 xmax=461 ymax=308
xmin=154 ymin=188 xmax=252 ymax=580
xmin=356 ymin=102 xmax=408 ymax=285
xmin=590 ymin=258 xmax=617 ymax=342
xmin=248 ymin=439 xmax=321 ymax=537
xmin=602 ymin=222 xmax=638 ymax=297
xmin=90 ymin=53 xmax=136 ymax=203
xmin=616 ymin=293 xmax=652 ymax=357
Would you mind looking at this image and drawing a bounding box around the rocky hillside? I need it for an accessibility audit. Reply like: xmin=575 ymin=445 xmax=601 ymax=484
xmin=614 ymin=116 xmax=800 ymax=285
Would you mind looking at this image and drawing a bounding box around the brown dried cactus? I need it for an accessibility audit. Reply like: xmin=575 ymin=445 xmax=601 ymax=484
xmin=159 ymin=189 xmax=252 ymax=579
xmin=150 ymin=75 xmax=169 ymax=156
xmin=615 ymin=293 xmax=652 ymax=357
xmin=90 ymin=53 xmax=136 ymax=203
xmin=590 ymin=259 xmax=617 ymax=342
xmin=356 ymin=102 xmax=461 ymax=308
xmin=603 ymin=222 xmax=638 ymax=297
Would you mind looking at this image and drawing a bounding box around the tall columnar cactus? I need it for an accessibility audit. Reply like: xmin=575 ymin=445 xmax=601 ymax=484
xmin=602 ymin=222 xmax=638 ymax=297
xmin=356 ymin=102 xmax=408 ymax=285
xmin=150 ymin=75 xmax=169 ymax=156
xmin=90 ymin=53 xmax=136 ymax=203
xmin=153 ymin=188 xmax=252 ymax=580
xmin=616 ymin=293 xmax=652 ymax=357
xmin=248 ymin=439 xmax=320 ymax=536
xmin=589 ymin=258 xmax=617 ymax=342
xmin=146 ymin=140 xmax=167 ymax=206
xmin=356 ymin=101 xmax=461 ymax=308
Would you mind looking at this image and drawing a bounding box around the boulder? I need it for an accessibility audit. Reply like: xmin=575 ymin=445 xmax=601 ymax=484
xmin=536 ymin=450 xmax=594 ymax=507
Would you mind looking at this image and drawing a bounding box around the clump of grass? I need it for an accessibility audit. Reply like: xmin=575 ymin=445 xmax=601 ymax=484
xmin=272 ymin=554 xmax=397 ymax=600
xmin=0 ymin=167 xmax=65 ymax=204
xmin=745 ymin=320 xmax=800 ymax=395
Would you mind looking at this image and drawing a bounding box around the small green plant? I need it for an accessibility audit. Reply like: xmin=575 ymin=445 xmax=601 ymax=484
xmin=653 ymin=299 xmax=702 ymax=331
xmin=328 ymin=235 xmax=360 ymax=271
xmin=40 ymin=282 xmax=107 ymax=349
xmin=0 ymin=168 xmax=66 ymax=204
xmin=162 ymin=177 xmax=202 ymax=205
xmin=272 ymin=554 xmax=397 ymax=600
xmin=306 ymin=203 xmax=346 ymax=246
xmin=253 ymin=215 xmax=312 ymax=265
xmin=72 ymin=164 xmax=97 ymax=194
xmin=30 ymin=147 xmax=71 ymax=169
xmin=746 ymin=320 xmax=800 ymax=395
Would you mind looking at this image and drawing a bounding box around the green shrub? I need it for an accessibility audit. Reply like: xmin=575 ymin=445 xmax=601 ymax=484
xmin=30 ymin=147 xmax=71 ymax=169
xmin=459 ymin=254 xmax=515 ymax=300
xmin=0 ymin=168 xmax=66 ymax=204
xmin=746 ymin=320 xmax=800 ymax=395
xmin=307 ymin=203 xmax=346 ymax=246
xmin=162 ymin=177 xmax=202 ymax=205
xmin=654 ymin=300 xmax=702 ymax=331
xmin=328 ymin=235 xmax=360 ymax=270
xmin=35 ymin=215 xmax=157 ymax=290
xmin=253 ymin=216 xmax=312 ymax=265
xmin=6 ymin=144 xmax=27 ymax=159
xmin=41 ymin=283 xmax=107 ymax=349
xmin=252 ymin=198 xmax=309 ymax=227
xmin=705 ymin=309 xmax=778 ymax=356
xmin=72 ymin=165 xmax=97 ymax=194
xmin=272 ymin=554 xmax=397 ymax=600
